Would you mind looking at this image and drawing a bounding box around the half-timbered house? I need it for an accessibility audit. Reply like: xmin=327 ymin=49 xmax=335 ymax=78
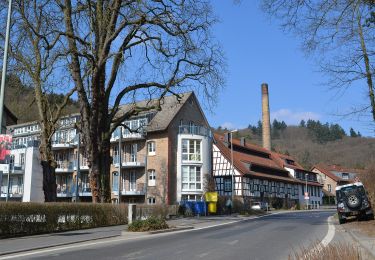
xmin=213 ymin=133 xmax=322 ymax=208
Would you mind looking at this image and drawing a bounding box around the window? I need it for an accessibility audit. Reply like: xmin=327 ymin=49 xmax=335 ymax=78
xmin=20 ymin=154 xmax=25 ymax=166
xmin=147 ymin=197 xmax=156 ymax=205
xmin=147 ymin=141 xmax=156 ymax=155
xmin=224 ymin=178 xmax=232 ymax=192
xmin=112 ymin=172 xmax=119 ymax=192
xmin=182 ymin=139 xmax=201 ymax=161
xmin=328 ymin=184 xmax=332 ymax=192
xmin=342 ymin=173 xmax=349 ymax=180
xmin=181 ymin=194 xmax=202 ymax=201
xmin=148 ymin=169 xmax=156 ymax=186
xmin=182 ymin=166 xmax=201 ymax=191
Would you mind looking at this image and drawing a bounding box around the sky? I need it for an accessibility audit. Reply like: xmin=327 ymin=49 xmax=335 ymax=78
xmin=205 ymin=1 xmax=374 ymax=137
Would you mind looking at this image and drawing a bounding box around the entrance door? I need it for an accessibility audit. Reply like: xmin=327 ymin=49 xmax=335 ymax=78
xmin=129 ymin=171 xmax=136 ymax=191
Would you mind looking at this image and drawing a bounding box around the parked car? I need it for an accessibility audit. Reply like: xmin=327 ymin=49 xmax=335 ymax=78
xmin=336 ymin=182 xmax=374 ymax=224
xmin=251 ymin=202 xmax=268 ymax=211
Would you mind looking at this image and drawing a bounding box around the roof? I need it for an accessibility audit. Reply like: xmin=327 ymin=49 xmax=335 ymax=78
xmin=116 ymin=92 xmax=205 ymax=133
xmin=214 ymin=134 xmax=321 ymax=186
xmin=7 ymin=92 xmax=201 ymax=133
xmin=4 ymin=105 xmax=18 ymax=123
xmin=312 ymin=164 xmax=364 ymax=182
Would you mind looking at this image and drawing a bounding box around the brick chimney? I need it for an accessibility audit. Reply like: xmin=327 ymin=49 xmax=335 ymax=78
xmin=261 ymin=83 xmax=271 ymax=150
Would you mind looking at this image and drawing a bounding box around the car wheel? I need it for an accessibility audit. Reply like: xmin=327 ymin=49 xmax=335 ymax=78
xmin=346 ymin=192 xmax=362 ymax=210
xmin=338 ymin=214 xmax=346 ymax=224
xmin=367 ymin=214 xmax=374 ymax=221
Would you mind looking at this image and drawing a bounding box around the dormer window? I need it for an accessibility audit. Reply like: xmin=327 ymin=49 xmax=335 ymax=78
xmin=342 ymin=172 xmax=349 ymax=180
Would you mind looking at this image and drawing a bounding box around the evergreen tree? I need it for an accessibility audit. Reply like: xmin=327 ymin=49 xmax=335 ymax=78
xmin=299 ymin=120 xmax=306 ymax=127
xmin=350 ymin=127 xmax=358 ymax=137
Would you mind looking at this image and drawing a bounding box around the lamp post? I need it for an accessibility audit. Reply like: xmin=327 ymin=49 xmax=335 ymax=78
xmin=118 ymin=126 xmax=122 ymax=204
xmin=0 ymin=0 xmax=12 ymax=133
xmin=73 ymin=132 xmax=80 ymax=202
xmin=230 ymin=129 xmax=238 ymax=201
xmin=305 ymin=173 xmax=308 ymax=210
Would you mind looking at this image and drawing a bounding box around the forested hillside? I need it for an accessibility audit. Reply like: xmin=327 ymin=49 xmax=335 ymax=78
xmin=215 ymin=119 xmax=375 ymax=170
xmin=4 ymin=74 xmax=79 ymax=124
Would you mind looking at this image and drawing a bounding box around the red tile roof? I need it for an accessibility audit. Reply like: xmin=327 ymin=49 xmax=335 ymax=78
xmin=214 ymin=134 xmax=321 ymax=186
xmin=312 ymin=164 xmax=364 ymax=183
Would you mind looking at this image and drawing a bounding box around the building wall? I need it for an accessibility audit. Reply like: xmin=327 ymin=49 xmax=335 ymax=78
xmin=167 ymin=95 xmax=212 ymax=204
xmin=146 ymin=132 xmax=169 ymax=204
xmin=312 ymin=168 xmax=337 ymax=195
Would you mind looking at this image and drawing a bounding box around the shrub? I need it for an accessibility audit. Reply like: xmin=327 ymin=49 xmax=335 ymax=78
xmin=362 ymin=164 xmax=375 ymax=207
xmin=128 ymin=216 xmax=169 ymax=232
xmin=0 ymin=202 xmax=127 ymax=238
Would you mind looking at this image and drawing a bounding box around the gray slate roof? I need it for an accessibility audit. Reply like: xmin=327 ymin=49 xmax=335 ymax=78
xmin=117 ymin=92 xmax=194 ymax=133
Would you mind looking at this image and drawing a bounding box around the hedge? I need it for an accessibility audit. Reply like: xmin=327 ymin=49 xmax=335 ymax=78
xmin=0 ymin=202 xmax=127 ymax=238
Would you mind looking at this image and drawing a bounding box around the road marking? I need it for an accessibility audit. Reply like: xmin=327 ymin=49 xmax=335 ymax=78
xmin=321 ymin=216 xmax=335 ymax=247
xmin=227 ymin=239 xmax=239 ymax=245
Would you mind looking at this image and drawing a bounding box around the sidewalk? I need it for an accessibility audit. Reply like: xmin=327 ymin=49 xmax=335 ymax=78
xmin=0 ymin=214 xmax=257 ymax=256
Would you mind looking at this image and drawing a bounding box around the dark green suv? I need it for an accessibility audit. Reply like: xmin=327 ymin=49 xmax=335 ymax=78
xmin=336 ymin=182 xmax=374 ymax=224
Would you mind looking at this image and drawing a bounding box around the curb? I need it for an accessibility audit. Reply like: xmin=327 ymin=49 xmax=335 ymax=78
xmin=344 ymin=228 xmax=375 ymax=258
xmin=0 ymin=234 xmax=120 ymax=257
xmin=120 ymin=226 xmax=194 ymax=236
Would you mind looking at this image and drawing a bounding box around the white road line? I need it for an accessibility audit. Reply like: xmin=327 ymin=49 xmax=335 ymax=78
xmin=321 ymin=216 xmax=335 ymax=247
xmin=227 ymin=239 xmax=239 ymax=245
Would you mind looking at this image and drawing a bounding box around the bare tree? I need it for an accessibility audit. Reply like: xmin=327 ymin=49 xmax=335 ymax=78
xmin=55 ymin=0 xmax=224 ymax=202
xmin=0 ymin=0 xmax=75 ymax=201
xmin=261 ymin=0 xmax=375 ymax=125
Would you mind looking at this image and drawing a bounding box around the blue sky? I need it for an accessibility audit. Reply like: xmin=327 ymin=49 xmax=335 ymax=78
xmin=206 ymin=1 xmax=374 ymax=137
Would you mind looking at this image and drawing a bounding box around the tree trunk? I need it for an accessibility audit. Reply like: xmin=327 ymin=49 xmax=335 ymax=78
xmin=41 ymin=160 xmax=57 ymax=202
xmin=40 ymin=130 xmax=57 ymax=202
xmin=357 ymin=9 xmax=375 ymax=122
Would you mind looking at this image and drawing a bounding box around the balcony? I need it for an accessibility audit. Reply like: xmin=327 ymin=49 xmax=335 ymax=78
xmin=56 ymin=161 xmax=75 ymax=173
xmin=178 ymin=125 xmax=212 ymax=137
xmin=10 ymin=164 xmax=25 ymax=174
xmin=52 ymin=139 xmax=76 ymax=150
xmin=61 ymin=185 xmax=92 ymax=197
xmin=73 ymin=158 xmax=89 ymax=170
xmin=0 ymin=185 xmax=23 ymax=198
xmin=113 ymin=154 xmax=146 ymax=168
xmin=120 ymin=183 xmax=146 ymax=196
xmin=57 ymin=186 xmax=73 ymax=197
xmin=110 ymin=128 xmax=145 ymax=142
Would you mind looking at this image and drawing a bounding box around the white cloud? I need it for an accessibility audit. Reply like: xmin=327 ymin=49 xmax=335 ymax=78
xmin=270 ymin=109 xmax=321 ymax=125
xmin=220 ymin=122 xmax=240 ymax=130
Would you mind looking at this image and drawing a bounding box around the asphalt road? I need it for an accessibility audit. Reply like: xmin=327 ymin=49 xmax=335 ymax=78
xmin=6 ymin=211 xmax=334 ymax=260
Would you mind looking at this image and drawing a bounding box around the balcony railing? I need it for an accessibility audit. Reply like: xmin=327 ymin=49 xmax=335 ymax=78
xmin=73 ymin=158 xmax=89 ymax=169
xmin=0 ymin=185 xmax=23 ymax=197
xmin=120 ymin=183 xmax=146 ymax=196
xmin=11 ymin=140 xmax=40 ymax=150
xmin=112 ymin=154 xmax=146 ymax=167
xmin=178 ymin=125 xmax=212 ymax=137
xmin=56 ymin=161 xmax=75 ymax=172
xmin=111 ymin=128 xmax=145 ymax=142
xmin=52 ymin=139 xmax=76 ymax=149
xmin=9 ymin=164 xmax=25 ymax=174
xmin=58 ymin=184 xmax=92 ymax=197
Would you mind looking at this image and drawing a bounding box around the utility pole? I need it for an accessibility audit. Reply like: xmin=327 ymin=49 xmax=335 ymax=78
xmin=230 ymin=130 xmax=238 ymax=201
xmin=118 ymin=127 xmax=122 ymax=204
xmin=0 ymin=0 xmax=12 ymax=133
xmin=73 ymin=132 xmax=80 ymax=202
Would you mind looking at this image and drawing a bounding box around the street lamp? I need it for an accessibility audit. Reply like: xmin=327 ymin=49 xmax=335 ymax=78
xmin=230 ymin=129 xmax=238 ymax=201
xmin=0 ymin=0 xmax=12 ymax=132
xmin=305 ymin=173 xmax=308 ymax=210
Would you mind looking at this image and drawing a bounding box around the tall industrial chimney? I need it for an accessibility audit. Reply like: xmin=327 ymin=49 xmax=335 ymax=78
xmin=261 ymin=83 xmax=271 ymax=150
